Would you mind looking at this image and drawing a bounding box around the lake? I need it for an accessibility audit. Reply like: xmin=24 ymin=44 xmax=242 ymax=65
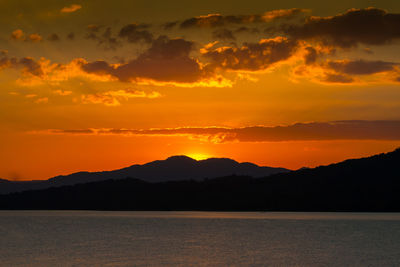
xmin=1 ymin=211 xmax=400 ymax=266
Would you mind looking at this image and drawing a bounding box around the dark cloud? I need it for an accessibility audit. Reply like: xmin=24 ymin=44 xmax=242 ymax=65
xmin=0 ymin=54 xmax=43 ymax=76
xmin=118 ymin=23 xmax=153 ymax=43
xmin=284 ymin=8 xmax=400 ymax=48
xmin=235 ymin=26 xmax=260 ymax=34
xmin=86 ymin=25 xmax=121 ymax=50
xmin=326 ymin=59 xmax=398 ymax=75
xmin=44 ymin=120 xmax=400 ymax=143
xmin=202 ymin=37 xmax=298 ymax=71
xmin=67 ymin=32 xmax=75 ymax=40
xmin=163 ymin=21 xmax=178 ymax=30
xmin=87 ymin=24 xmax=102 ymax=33
xmin=304 ymin=46 xmax=318 ymax=65
xmin=85 ymin=24 xmax=102 ymax=40
xmin=81 ymin=60 xmax=114 ymax=74
xmin=212 ymin=29 xmax=236 ymax=41
xmin=47 ymin=33 xmax=60 ymax=41
xmin=99 ymin=27 xmax=121 ymax=49
xmin=323 ymin=73 xmax=354 ymax=83
xmin=81 ymin=36 xmax=207 ymax=83
xmin=18 ymin=57 xmax=43 ymax=76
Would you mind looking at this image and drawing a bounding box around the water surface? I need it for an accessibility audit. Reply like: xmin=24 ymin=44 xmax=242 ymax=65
xmin=1 ymin=211 xmax=400 ymax=266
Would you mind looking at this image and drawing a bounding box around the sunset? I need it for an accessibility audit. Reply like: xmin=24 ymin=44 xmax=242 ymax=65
xmin=1 ymin=0 xmax=400 ymax=180
xmin=1 ymin=1 xmax=400 ymax=266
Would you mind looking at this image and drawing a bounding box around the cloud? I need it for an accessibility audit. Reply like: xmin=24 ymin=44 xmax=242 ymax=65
xmin=163 ymin=21 xmax=179 ymax=30
xmin=47 ymin=33 xmax=60 ymax=41
xmin=0 ymin=54 xmax=44 ymax=77
xmin=202 ymin=37 xmax=299 ymax=71
xmin=28 ymin=33 xmax=42 ymax=42
xmin=80 ymin=36 xmax=229 ymax=86
xmin=303 ymin=46 xmax=318 ymax=65
xmin=86 ymin=25 xmax=121 ymax=50
xmin=25 ymin=94 xmax=37 ymax=98
xmin=235 ymin=26 xmax=260 ymax=34
xmin=323 ymin=73 xmax=354 ymax=83
xmin=262 ymin=8 xmax=309 ymax=21
xmin=11 ymin=29 xmax=24 ymax=40
xmin=0 ymin=53 xmax=116 ymax=86
xmin=212 ymin=29 xmax=236 ymax=41
xmin=10 ymin=30 xmax=42 ymax=42
xmin=292 ymin=56 xmax=400 ymax=84
xmin=118 ymin=23 xmax=153 ymax=43
xmin=61 ymin=4 xmax=82 ymax=13
xmin=326 ymin=59 xmax=398 ymax=75
xmin=283 ymin=7 xmax=400 ymax=48
xmin=81 ymin=89 xmax=162 ymax=106
xmin=53 ymin=89 xmax=72 ymax=96
xmin=178 ymin=9 xmax=308 ymax=28
xmin=3 ymin=36 xmax=298 ymax=86
xmin=35 ymin=97 xmax=48 ymax=104
xmin=18 ymin=57 xmax=44 ymax=76
xmin=33 ymin=120 xmax=400 ymax=143
xmin=67 ymin=32 xmax=75 ymax=40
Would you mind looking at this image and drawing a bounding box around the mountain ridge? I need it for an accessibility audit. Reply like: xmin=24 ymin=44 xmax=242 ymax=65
xmin=0 ymin=155 xmax=289 ymax=194
xmin=1 ymin=148 xmax=399 ymax=211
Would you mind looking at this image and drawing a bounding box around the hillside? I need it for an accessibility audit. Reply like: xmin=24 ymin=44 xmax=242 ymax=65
xmin=1 ymin=149 xmax=399 ymax=211
xmin=0 ymin=156 xmax=289 ymax=194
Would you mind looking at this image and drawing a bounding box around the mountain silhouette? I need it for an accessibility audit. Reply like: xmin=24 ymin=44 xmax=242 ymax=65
xmin=0 ymin=156 xmax=289 ymax=194
xmin=1 ymin=148 xmax=399 ymax=211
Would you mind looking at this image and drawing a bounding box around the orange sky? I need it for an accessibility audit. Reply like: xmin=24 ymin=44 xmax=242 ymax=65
xmin=1 ymin=0 xmax=400 ymax=180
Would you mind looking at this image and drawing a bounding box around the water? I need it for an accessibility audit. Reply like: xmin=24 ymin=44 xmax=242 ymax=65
xmin=1 ymin=211 xmax=400 ymax=266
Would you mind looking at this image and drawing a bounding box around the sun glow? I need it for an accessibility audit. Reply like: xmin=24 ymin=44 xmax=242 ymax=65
xmin=186 ymin=153 xmax=212 ymax=161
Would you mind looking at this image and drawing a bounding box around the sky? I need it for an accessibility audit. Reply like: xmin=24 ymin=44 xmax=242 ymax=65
xmin=1 ymin=0 xmax=400 ymax=180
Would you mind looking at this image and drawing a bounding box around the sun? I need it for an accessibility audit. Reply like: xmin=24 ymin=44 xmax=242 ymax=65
xmin=186 ymin=153 xmax=212 ymax=161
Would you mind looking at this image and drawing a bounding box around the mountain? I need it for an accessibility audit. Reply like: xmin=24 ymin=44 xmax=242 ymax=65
xmin=1 ymin=148 xmax=399 ymax=211
xmin=0 ymin=156 xmax=289 ymax=194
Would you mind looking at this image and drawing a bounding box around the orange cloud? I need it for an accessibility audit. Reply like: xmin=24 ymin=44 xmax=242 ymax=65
xmin=35 ymin=97 xmax=48 ymax=104
xmin=10 ymin=30 xmax=42 ymax=42
xmin=262 ymin=8 xmax=309 ymax=21
xmin=31 ymin=121 xmax=400 ymax=143
xmin=61 ymin=4 xmax=82 ymax=13
xmin=28 ymin=33 xmax=42 ymax=42
xmin=53 ymin=89 xmax=72 ymax=96
xmin=25 ymin=94 xmax=37 ymax=98
xmin=81 ymin=89 xmax=162 ymax=106
xmin=177 ymin=9 xmax=308 ymax=28
xmin=11 ymin=29 xmax=24 ymax=40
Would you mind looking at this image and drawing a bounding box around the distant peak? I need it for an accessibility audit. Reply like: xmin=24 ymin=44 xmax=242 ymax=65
xmin=166 ymin=155 xmax=198 ymax=162
xmin=200 ymin=157 xmax=238 ymax=164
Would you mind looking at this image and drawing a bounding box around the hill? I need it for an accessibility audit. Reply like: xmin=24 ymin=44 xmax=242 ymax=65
xmin=1 ymin=148 xmax=399 ymax=211
xmin=0 ymin=156 xmax=289 ymax=194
